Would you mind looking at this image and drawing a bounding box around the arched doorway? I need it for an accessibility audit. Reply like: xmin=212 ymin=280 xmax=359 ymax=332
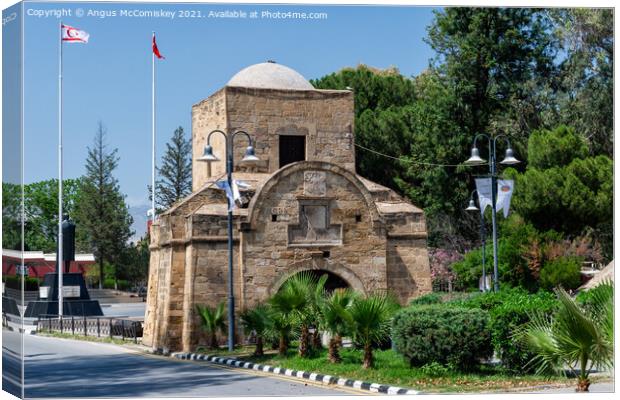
xmin=295 ymin=269 xmax=349 ymax=293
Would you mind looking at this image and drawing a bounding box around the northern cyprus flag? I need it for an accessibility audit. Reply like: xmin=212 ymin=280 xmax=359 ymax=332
xmin=62 ymin=24 xmax=89 ymax=43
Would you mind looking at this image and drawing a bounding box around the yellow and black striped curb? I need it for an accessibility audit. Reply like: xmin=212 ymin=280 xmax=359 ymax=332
xmin=171 ymin=352 xmax=421 ymax=395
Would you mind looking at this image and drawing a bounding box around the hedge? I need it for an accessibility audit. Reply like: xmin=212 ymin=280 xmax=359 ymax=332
xmin=3 ymin=275 xmax=40 ymax=291
xmin=392 ymin=305 xmax=492 ymax=371
xmin=448 ymin=288 xmax=558 ymax=373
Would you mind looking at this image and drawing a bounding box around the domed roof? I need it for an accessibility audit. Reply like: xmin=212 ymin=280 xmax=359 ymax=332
xmin=227 ymin=62 xmax=314 ymax=90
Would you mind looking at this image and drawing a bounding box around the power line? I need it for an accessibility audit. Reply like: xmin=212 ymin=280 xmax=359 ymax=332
xmin=354 ymin=142 xmax=465 ymax=167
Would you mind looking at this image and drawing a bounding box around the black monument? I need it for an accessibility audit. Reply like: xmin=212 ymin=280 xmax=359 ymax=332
xmin=24 ymin=216 xmax=103 ymax=317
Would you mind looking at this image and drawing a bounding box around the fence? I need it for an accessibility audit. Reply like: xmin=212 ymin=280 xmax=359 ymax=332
xmin=36 ymin=315 xmax=143 ymax=343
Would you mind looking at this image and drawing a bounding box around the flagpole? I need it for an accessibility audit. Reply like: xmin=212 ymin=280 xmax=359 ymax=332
xmin=58 ymin=21 xmax=64 ymax=318
xmin=151 ymin=31 xmax=156 ymax=222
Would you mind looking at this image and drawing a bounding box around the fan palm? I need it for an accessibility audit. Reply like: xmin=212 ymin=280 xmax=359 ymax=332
xmin=320 ymin=288 xmax=357 ymax=363
xmin=240 ymin=304 xmax=270 ymax=356
xmin=344 ymin=292 xmax=398 ymax=369
xmin=514 ymin=283 xmax=613 ymax=392
xmin=275 ymin=272 xmax=324 ymax=357
xmin=267 ymin=288 xmax=297 ymax=356
xmin=196 ymin=302 xmax=227 ymax=349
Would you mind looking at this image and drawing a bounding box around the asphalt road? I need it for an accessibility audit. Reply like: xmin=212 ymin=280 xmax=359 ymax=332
xmin=2 ymin=329 xmax=362 ymax=398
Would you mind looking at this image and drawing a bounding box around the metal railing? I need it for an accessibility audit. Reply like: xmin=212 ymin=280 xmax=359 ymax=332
xmin=36 ymin=314 xmax=143 ymax=343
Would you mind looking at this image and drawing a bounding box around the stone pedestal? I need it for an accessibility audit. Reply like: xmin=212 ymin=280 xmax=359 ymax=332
xmin=24 ymin=273 xmax=103 ymax=317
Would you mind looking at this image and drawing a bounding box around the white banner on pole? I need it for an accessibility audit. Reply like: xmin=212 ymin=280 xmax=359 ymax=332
xmin=474 ymin=178 xmax=493 ymax=214
xmin=496 ymin=179 xmax=514 ymax=218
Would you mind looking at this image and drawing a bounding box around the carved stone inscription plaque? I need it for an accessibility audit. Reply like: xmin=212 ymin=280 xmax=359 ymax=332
xmin=303 ymin=171 xmax=326 ymax=196
xmin=288 ymin=200 xmax=342 ymax=246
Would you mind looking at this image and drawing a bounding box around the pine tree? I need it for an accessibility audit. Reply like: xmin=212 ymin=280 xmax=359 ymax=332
xmin=153 ymin=126 xmax=192 ymax=211
xmin=76 ymin=122 xmax=133 ymax=288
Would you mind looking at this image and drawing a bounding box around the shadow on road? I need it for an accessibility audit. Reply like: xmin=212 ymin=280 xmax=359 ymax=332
xmin=23 ymin=351 xmax=262 ymax=397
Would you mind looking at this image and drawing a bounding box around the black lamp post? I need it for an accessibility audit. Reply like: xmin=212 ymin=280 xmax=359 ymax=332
xmin=465 ymin=190 xmax=488 ymax=292
xmin=464 ymin=134 xmax=519 ymax=292
xmin=197 ymin=129 xmax=259 ymax=351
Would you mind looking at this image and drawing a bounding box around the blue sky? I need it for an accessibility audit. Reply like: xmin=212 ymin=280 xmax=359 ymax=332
xmin=15 ymin=1 xmax=439 ymax=207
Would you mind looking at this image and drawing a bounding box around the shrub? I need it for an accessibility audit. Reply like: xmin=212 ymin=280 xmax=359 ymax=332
xmin=487 ymin=291 xmax=558 ymax=372
xmin=392 ymin=305 xmax=492 ymax=371
xmin=420 ymin=361 xmax=450 ymax=377
xmin=3 ymin=275 xmax=40 ymax=291
xmin=448 ymin=288 xmax=558 ymax=373
xmin=408 ymin=292 xmax=442 ymax=306
xmin=540 ymin=256 xmax=582 ymax=290
xmin=103 ymin=278 xmax=116 ymax=289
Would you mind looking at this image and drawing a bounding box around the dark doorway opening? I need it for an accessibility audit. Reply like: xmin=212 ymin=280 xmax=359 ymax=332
xmin=283 ymin=269 xmax=349 ymax=293
xmin=279 ymin=135 xmax=306 ymax=168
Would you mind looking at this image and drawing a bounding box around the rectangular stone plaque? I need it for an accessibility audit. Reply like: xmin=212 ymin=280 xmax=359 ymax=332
xmin=63 ymin=286 xmax=81 ymax=298
xmin=303 ymin=171 xmax=326 ymax=196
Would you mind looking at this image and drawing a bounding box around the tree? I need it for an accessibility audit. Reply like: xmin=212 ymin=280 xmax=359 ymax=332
xmin=23 ymin=179 xmax=84 ymax=252
xmin=506 ymin=126 xmax=612 ymax=258
xmin=550 ymin=9 xmax=613 ymax=156
xmin=266 ymin=294 xmax=295 ymax=356
xmin=76 ymin=122 xmax=133 ymax=288
xmin=343 ymin=293 xmax=398 ymax=369
xmin=319 ymin=288 xmax=357 ymax=363
xmin=116 ymin=235 xmax=150 ymax=288
xmin=426 ymin=8 xmax=557 ymax=143
xmin=515 ymin=284 xmax=613 ymax=391
xmin=2 ymin=182 xmax=21 ymax=250
xmin=196 ymin=302 xmax=227 ymax=349
xmin=240 ymin=304 xmax=270 ymax=356
xmin=152 ymin=126 xmax=192 ymax=212
xmin=271 ymin=272 xmax=325 ymax=358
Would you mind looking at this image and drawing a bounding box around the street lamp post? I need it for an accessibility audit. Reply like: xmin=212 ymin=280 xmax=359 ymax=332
xmin=465 ymin=190 xmax=487 ymax=292
xmin=197 ymin=129 xmax=259 ymax=351
xmin=464 ymin=134 xmax=519 ymax=292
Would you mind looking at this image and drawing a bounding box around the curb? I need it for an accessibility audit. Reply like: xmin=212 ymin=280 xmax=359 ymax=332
xmin=172 ymin=352 xmax=420 ymax=395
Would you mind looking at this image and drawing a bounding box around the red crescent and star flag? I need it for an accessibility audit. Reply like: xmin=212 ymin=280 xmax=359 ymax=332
xmin=152 ymin=34 xmax=165 ymax=59
xmin=61 ymin=24 xmax=89 ymax=43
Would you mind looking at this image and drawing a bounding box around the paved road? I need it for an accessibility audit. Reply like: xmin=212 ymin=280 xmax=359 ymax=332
xmin=101 ymin=302 xmax=147 ymax=318
xmin=2 ymin=330 xmax=362 ymax=398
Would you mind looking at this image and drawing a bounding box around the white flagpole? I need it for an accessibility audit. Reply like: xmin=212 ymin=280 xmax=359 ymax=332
xmin=58 ymin=21 xmax=64 ymax=318
xmin=151 ymin=31 xmax=156 ymax=222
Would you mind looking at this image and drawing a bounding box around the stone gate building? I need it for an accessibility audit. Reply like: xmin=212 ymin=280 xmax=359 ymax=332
xmin=143 ymin=62 xmax=432 ymax=352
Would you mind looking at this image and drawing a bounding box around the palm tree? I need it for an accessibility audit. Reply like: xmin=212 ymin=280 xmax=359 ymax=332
xmin=344 ymin=292 xmax=398 ymax=369
xmin=267 ymin=290 xmax=296 ymax=356
xmin=320 ymin=288 xmax=357 ymax=363
xmin=240 ymin=304 xmax=270 ymax=356
xmin=274 ymin=272 xmax=323 ymax=358
xmin=514 ymin=283 xmax=613 ymax=392
xmin=196 ymin=302 xmax=227 ymax=349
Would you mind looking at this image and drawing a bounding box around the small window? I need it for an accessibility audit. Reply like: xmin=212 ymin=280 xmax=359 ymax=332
xmin=279 ymin=135 xmax=306 ymax=168
xmin=271 ymin=214 xmax=278 ymax=222
xmin=322 ymin=251 xmax=330 ymax=258
xmin=355 ymin=214 xmax=362 ymax=223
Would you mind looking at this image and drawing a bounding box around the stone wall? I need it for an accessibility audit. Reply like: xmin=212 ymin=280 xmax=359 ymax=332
xmin=241 ymin=161 xmax=387 ymax=310
xmin=192 ymin=89 xmax=228 ymax=192
xmin=192 ymin=87 xmax=356 ymax=191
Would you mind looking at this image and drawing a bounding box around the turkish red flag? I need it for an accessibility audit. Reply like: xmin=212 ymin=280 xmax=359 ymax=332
xmin=152 ymin=35 xmax=165 ymax=59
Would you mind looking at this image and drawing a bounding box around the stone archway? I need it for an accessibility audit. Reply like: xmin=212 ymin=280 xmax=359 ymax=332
xmin=267 ymin=259 xmax=367 ymax=297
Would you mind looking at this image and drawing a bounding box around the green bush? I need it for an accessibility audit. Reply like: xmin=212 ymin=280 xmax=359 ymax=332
xmin=448 ymin=288 xmax=558 ymax=373
xmin=540 ymin=256 xmax=582 ymax=290
xmin=3 ymin=275 xmax=40 ymax=291
xmin=420 ymin=361 xmax=450 ymax=377
xmin=487 ymin=291 xmax=558 ymax=372
xmin=103 ymin=278 xmax=116 ymax=289
xmin=392 ymin=305 xmax=492 ymax=371
xmin=408 ymin=292 xmax=442 ymax=306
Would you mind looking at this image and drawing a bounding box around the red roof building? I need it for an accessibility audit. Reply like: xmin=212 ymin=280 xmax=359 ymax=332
xmin=2 ymin=249 xmax=96 ymax=279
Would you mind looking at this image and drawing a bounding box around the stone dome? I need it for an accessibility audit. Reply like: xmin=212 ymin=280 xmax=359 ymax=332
xmin=227 ymin=62 xmax=314 ymax=90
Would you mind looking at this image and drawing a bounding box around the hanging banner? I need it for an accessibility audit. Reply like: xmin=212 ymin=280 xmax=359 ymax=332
xmin=474 ymin=178 xmax=493 ymax=214
xmin=495 ymin=179 xmax=514 ymax=218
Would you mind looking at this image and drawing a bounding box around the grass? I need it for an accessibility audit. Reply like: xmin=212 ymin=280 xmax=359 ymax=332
xmin=210 ymin=345 xmax=575 ymax=393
